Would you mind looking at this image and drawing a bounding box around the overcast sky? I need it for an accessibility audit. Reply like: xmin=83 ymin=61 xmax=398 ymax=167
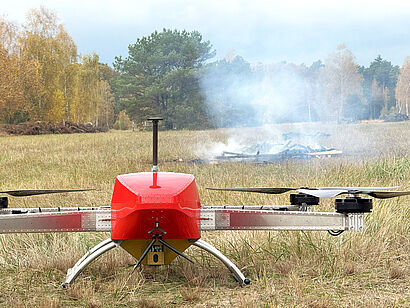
xmin=2 ymin=0 xmax=410 ymax=67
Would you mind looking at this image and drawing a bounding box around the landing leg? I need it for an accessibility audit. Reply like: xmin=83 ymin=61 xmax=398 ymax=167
xmin=134 ymin=238 xmax=156 ymax=267
xmin=62 ymin=238 xmax=122 ymax=287
xmin=192 ymin=239 xmax=250 ymax=286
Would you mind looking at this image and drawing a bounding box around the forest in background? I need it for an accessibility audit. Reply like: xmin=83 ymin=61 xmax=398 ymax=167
xmin=0 ymin=8 xmax=115 ymax=128
xmin=1 ymin=7 xmax=409 ymax=130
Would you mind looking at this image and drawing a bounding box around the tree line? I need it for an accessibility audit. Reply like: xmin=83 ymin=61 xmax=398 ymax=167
xmin=1 ymin=8 xmax=409 ymax=129
xmin=0 ymin=8 xmax=114 ymax=127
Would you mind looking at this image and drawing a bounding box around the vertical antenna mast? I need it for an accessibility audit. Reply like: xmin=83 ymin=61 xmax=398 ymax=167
xmin=147 ymin=117 xmax=163 ymax=172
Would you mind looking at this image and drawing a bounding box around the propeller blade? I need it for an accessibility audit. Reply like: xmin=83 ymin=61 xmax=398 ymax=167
xmin=366 ymin=190 xmax=410 ymax=199
xmin=318 ymin=186 xmax=399 ymax=191
xmin=207 ymin=186 xmax=409 ymax=199
xmin=207 ymin=187 xmax=296 ymax=194
xmin=298 ymin=189 xmax=348 ymax=198
xmin=0 ymin=189 xmax=95 ymax=197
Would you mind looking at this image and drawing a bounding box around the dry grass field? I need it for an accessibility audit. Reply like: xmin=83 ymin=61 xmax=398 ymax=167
xmin=0 ymin=121 xmax=409 ymax=307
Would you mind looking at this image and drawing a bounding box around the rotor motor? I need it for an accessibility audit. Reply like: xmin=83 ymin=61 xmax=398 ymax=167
xmin=0 ymin=197 xmax=8 ymax=209
xmin=335 ymin=197 xmax=372 ymax=213
xmin=290 ymin=193 xmax=319 ymax=206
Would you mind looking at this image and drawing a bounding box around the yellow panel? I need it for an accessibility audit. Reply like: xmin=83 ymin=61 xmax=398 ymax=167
xmin=120 ymin=239 xmax=193 ymax=265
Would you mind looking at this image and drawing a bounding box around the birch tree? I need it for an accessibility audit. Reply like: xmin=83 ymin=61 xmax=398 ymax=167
xmin=320 ymin=44 xmax=363 ymax=121
xmin=20 ymin=7 xmax=77 ymax=121
xmin=0 ymin=17 xmax=44 ymax=123
xmin=395 ymin=57 xmax=410 ymax=116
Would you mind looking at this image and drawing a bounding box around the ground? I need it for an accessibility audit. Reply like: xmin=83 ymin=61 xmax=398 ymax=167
xmin=0 ymin=121 xmax=409 ymax=307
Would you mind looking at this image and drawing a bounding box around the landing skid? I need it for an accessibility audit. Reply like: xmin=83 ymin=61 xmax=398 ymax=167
xmin=62 ymin=238 xmax=250 ymax=287
xmin=62 ymin=238 xmax=122 ymax=287
xmin=192 ymin=239 xmax=250 ymax=286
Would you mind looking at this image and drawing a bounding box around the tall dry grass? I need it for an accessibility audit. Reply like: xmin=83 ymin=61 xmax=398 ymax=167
xmin=0 ymin=121 xmax=408 ymax=307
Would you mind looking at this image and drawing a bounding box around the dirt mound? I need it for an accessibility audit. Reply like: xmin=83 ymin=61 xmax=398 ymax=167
xmin=1 ymin=121 xmax=108 ymax=135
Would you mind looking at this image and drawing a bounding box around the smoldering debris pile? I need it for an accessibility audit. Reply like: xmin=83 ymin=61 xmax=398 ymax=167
xmin=216 ymin=143 xmax=341 ymax=163
xmin=1 ymin=121 xmax=108 ymax=135
xmin=209 ymin=131 xmax=341 ymax=164
xmin=169 ymin=131 xmax=342 ymax=165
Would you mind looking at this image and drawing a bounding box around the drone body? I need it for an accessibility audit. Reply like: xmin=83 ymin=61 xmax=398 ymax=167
xmin=111 ymin=172 xmax=200 ymax=265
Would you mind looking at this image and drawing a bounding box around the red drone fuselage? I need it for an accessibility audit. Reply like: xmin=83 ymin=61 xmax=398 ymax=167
xmin=110 ymin=172 xmax=201 ymax=241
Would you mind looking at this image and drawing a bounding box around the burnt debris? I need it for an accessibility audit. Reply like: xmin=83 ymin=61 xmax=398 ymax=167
xmin=215 ymin=142 xmax=341 ymax=163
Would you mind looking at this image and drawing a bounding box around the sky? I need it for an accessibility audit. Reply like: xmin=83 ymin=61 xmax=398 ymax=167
xmin=2 ymin=0 xmax=410 ymax=67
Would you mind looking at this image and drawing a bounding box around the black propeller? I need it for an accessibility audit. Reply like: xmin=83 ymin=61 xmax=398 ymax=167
xmin=207 ymin=187 xmax=295 ymax=194
xmin=207 ymin=186 xmax=410 ymax=199
xmin=0 ymin=189 xmax=95 ymax=197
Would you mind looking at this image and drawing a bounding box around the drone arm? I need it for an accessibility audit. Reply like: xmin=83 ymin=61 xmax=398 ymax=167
xmin=200 ymin=208 xmax=364 ymax=232
xmin=0 ymin=207 xmax=111 ymax=234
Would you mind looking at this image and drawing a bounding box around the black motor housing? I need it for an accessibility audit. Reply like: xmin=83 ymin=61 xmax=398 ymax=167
xmin=290 ymin=193 xmax=319 ymax=206
xmin=0 ymin=197 xmax=8 ymax=208
xmin=335 ymin=197 xmax=372 ymax=213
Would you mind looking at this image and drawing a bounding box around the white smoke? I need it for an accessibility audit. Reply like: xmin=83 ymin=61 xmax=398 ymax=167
xmin=197 ymin=57 xmax=325 ymax=159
